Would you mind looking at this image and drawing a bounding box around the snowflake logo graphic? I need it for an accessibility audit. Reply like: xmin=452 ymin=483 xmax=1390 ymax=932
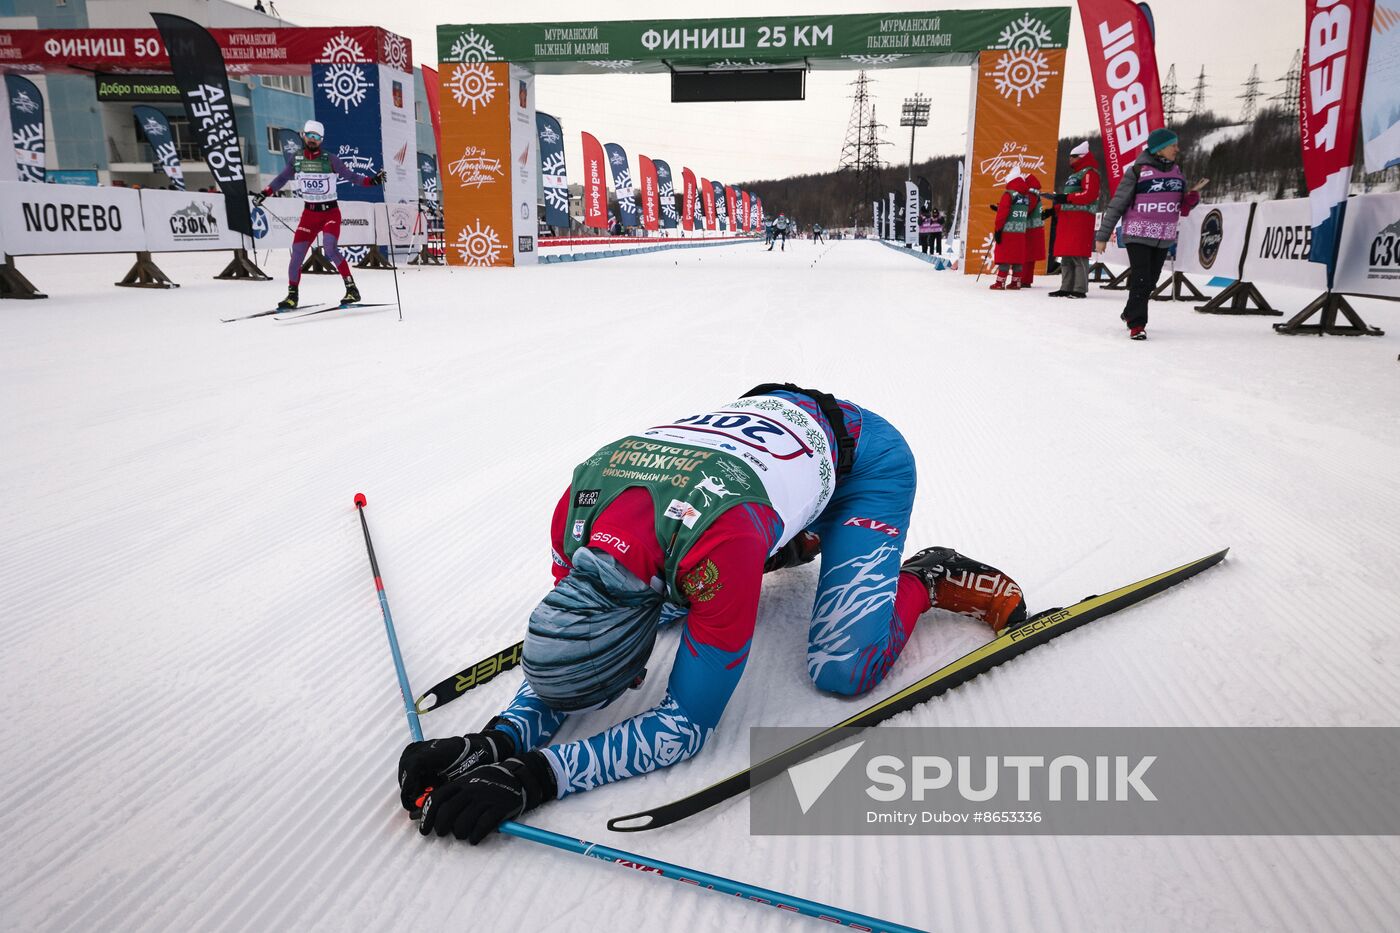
xmin=614 ymin=169 xmax=632 ymax=191
xmin=991 ymin=48 xmax=1053 ymax=105
xmin=583 ymin=60 xmax=638 ymax=71
xmin=13 ymin=124 xmax=44 ymax=181
xmin=995 ymin=15 xmax=1054 ymax=51
xmin=448 ymin=64 xmax=503 ymax=113
xmin=319 ymin=64 xmax=371 ymax=113
xmin=538 ymin=123 xmax=561 ymax=146
xmin=340 ymin=245 xmax=371 ymax=264
xmin=843 ymin=54 xmax=908 ymax=66
xmin=422 ymin=175 xmax=440 ymax=204
xmin=319 ymin=32 xmax=367 ymax=63
xmin=978 ymin=231 xmax=997 ymax=265
xmin=541 ymin=150 xmax=567 ymax=177
xmin=450 ymin=29 xmax=497 ymax=63
xmin=455 ymin=221 xmax=505 ymax=266
xmin=543 ymin=183 xmax=569 ymax=214
xmin=381 ymin=33 xmax=409 ymax=71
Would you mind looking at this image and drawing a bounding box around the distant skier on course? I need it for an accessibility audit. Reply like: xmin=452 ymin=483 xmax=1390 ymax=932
xmin=253 ymin=119 xmax=386 ymax=310
xmin=768 ymin=214 xmax=792 ymax=251
xmin=397 ymin=384 xmax=1028 ymax=843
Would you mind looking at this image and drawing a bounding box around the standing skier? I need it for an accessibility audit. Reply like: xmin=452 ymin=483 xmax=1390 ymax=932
xmin=1095 ymin=128 xmax=1208 ymax=339
xmin=768 ymin=214 xmax=791 ymax=251
xmin=253 ymin=119 xmax=386 ymax=310
xmin=989 ymin=175 xmax=1030 ymax=289
xmin=1046 ymin=141 xmax=1101 ymax=298
xmin=398 ymin=385 xmax=1027 ymax=843
xmin=1021 ymin=175 xmax=1046 ymax=288
xmin=812 ymin=222 xmax=826 ymax=244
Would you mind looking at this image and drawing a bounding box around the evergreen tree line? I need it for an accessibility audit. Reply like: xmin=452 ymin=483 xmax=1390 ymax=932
xmin=741 ymin=108 xmax=1400 ymax=229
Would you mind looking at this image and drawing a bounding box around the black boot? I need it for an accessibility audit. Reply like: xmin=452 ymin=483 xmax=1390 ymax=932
xmin=763 ymin=531 xmax=822 ymax=573
xmin=341 ymin=277 xmax=361 ymax=305
xmin=277 ymin=285 xmax=299 ymax=310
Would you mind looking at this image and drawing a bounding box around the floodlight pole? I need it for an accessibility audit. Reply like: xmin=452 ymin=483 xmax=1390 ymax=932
xmin=900 ymin=92 xmax=930 ymax=182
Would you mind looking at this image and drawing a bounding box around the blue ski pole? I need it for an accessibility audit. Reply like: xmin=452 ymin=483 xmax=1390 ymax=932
xmin=354 ymin=492 xmax=422 ymax=742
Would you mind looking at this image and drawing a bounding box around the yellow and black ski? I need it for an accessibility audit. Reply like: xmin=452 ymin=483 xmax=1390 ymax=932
xmin=606 ymin=547 xmax=1229 ymax=833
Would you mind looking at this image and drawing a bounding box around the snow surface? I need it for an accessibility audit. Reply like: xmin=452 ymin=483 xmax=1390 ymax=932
xmin=2 ymin=241 xmax=1399 ymax=933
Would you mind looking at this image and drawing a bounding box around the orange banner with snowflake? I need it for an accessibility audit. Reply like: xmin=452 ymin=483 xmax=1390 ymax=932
xmin=439 ymin=61 xmax=514 ymax=267
xmin=963 ymin=41 xmax=1065 ymax=276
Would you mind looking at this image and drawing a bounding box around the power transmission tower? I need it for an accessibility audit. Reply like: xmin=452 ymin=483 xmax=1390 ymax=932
xmin=1269 ymin=50 xmax=1302 ymax=117
xmin=1239 ymin=64 xmax=1261 ymax=122
xmin=1161 ymin=64 xmax=1182 ymax=123
xmin=840 ymin=71 xmax=889 ymax=226
xmin=839 ymin=71 xmax=890 ymax=226
xmin=1189 ymin=66 xmax=1207 ymax=118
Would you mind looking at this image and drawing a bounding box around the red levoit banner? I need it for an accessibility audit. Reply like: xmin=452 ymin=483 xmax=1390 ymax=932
xmin=1076 ymin=0 xmax=1164 ymax=194
xmin=1300 ymin=0 xmax=1375 ymax=276
xmin=0 ymin=27 xmax=411 ymax=76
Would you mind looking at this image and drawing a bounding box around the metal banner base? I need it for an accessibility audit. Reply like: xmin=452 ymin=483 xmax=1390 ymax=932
xmin=1274 ymin=292 xmax=1384 ymax=337
xmin=300 ymin=246 xmax=339 ymax=275
xmin=354 ymin=247 xmax=395 ymax=271
xmin=1195 ymin=280 xmax=1282 ymax=316
xmin=1151 ymin=271 xmax=1207 ymax=302
xmin=0 ymin=255 xmax=47 ymax=299
xmin=215 ymin=248 xmax=272 ymax=281
xmin=116 ymin=251 xmax=178 ymax=289
xmin=1099 ymin=266 xmax=1131 ymax=290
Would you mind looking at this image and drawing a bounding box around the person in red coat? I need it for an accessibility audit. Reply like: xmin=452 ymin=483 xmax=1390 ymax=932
xmin=989 ymin=174 xmax=1030 ymax=290
xmin=1021 ymin=173 xmax=1046 ymax=287
xmin=1045 ymin=141 xmax=1101 ymax=298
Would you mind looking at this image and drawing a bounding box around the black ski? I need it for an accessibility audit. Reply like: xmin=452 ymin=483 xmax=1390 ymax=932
xmin=276 ymin=302 xmax=396 ymax=321
xmin=220 ymin=304 xmax=327 ymax=323
xmin=414 ymin=641 xmax=524 ymax=714
xmin=606 ymin=547 xmax=1229 ymax=833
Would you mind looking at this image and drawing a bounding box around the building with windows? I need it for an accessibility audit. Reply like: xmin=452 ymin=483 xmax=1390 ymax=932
xmin=0 ymin=0 xmax=437 ymax=194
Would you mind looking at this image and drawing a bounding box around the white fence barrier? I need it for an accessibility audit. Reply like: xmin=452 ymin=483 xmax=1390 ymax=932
xmin=0 ymin=181 xmax=423 ymax=259
xmin=1332 ymin=191 xmax=1400 ymax=300
xmin=1239 ymin=197 xmax=1328 ymax=291
xmin=1175 ymin=201 xmax=1253 ymax=279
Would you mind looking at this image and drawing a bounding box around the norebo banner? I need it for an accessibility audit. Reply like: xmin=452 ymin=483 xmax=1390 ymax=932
xmin=752 ymin=727 xmax=1400 ymax=836
xmin=1240 ymin=197 xmax=1327 ymax=291
xmin=0 ymin=180 xmax=144 ymax=255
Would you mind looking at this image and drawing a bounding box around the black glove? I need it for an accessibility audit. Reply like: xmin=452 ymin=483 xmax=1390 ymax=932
xmin=252 ymin=191 xmax=268 ymax=207
xmin=993 ymin=230 xmax=1003 ymax=244
xmin=370 ymin=169 xmax=387 ymax=186
xmin=397 ymin=725 xmax=516 ymax=812
xmin=419 ymin=751 xmax=556 ymax=844
xmin=1051 ymin=192 xmax=1069 ymax=205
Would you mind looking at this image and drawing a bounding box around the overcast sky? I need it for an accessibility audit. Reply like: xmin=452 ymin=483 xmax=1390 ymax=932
xmin=271 ymin=0 xmax=1306 ymax=185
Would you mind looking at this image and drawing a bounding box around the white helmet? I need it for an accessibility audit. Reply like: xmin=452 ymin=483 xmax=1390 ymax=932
xmin=302 ymin=119 xmax=325 ymax=137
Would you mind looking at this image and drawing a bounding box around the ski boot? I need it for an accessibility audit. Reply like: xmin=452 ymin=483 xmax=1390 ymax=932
xmin=763 ymin=531 xmax=822 ymax=574
xmin=341 ymin=278 xmax=361 ymax=306
xmin=1129 ymin=327 xmax=1147 ymax=340
xmin=276 ymin=285 xmax=299 ymax=310
xmin=900 ymin=546 xmax=1027 ymax=632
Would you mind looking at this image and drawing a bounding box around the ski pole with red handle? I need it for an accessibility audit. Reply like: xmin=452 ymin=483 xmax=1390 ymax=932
xmin=354 ymin=492 xmax=423 ymax=742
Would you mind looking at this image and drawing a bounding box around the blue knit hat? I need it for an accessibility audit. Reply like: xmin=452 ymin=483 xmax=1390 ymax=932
xmin=1146 ymin=128 xmax=1179 ymax=153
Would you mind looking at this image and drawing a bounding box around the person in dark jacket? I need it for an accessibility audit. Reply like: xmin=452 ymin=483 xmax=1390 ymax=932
xmin=1094 ymin=128 xmax=1209 ymax=339
xmin=1046 ymin=141 xmax=1101 ymax=298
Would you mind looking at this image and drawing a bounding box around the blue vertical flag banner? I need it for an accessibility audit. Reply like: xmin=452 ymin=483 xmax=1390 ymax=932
xmin=419 ymin=152 xmax=440 ymax=205
xmin=133 ymin=105 xmax=186 ymax=190
xmin=273 ymin=127 xmax=302 ymax=168
xmin=6 ymin=75 xmax=45 ymax=182
xmin=536 ymin=111 xmax=570 ymax=228
xmin=151 ymin=13 xmax=251 ymax=236
xmin=313 ymin=61 xmax=383 ymax=204
xmin=604 ymin=142 xmax=638 ymax=226
xmin=711 ymin=179 xmax=727 ymax=231
xmin=654 ymin=159 xmax=678 ymax=229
